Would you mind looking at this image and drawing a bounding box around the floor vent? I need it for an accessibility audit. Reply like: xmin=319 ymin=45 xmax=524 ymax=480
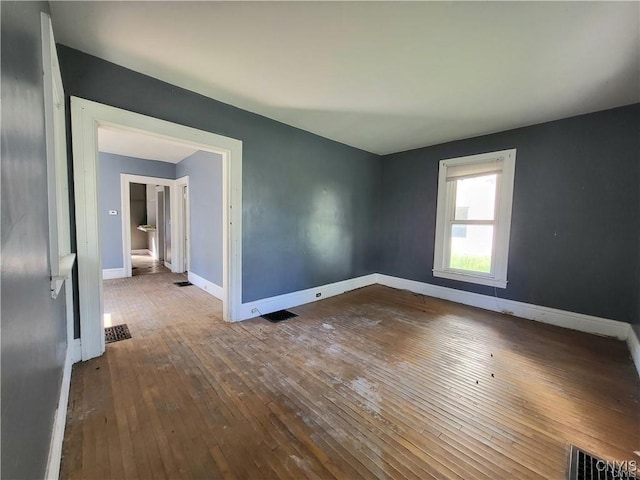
xmin=174 ymin=281 xmax=193 ymax=287
xmin=105 ymin=324 xmax=131 ymax=344
xmin=568 ymin=445 xmax=635 ymax=480
xmin=262 ymin=310 xmax=298 ymax=323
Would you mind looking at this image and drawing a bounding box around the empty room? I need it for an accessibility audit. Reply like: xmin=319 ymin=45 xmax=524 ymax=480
xmin=2 ymin=2 xmax=639 ymax=479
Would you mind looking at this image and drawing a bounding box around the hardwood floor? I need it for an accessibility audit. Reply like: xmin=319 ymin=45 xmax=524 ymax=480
xmin=131 ymin=254 xmax=170 ymax=276
xmin=61 ymin=274 xmax=639 ymax=479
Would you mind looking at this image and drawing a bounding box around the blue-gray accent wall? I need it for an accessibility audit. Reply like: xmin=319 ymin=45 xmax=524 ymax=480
xmin=1 ymin=2 xmax=68 ymax=478
xmin=176 ymin=151 xmax=224 ymax=287
xmin=379 ymin=104 xmax=640 ymax=324
xmin=58 ymin=46 xmax=381 ymax=303
xmin=98 ymin=152 xmax=176 ymax=269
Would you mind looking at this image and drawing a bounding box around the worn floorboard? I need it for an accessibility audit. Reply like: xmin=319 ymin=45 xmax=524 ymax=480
xmin=60 ymin=273 xmax=639 ymax=479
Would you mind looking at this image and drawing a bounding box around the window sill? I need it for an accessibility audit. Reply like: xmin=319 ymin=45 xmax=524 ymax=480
xmin=51 ymin=253 xmax=76 ymax=299
xmin=433 ymin=269 xmax=507 ymax=289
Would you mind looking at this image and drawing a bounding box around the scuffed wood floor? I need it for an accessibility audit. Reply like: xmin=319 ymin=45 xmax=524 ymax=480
xmin=60 ymin=273 xmax=639 ymax=479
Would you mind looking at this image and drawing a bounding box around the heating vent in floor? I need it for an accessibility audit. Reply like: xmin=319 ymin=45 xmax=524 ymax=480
xmin=568 ymin=445 xmax=636 ymax=480
xmin=105 ymin=324 xmax=131 ymax=344
xmin=261 ymin=310 xmax=298 ymax=323
xmin=174 ymin=281 xmax=192 ymax=287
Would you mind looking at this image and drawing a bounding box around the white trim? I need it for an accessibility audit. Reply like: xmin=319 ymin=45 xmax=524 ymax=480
xmin=51 ymin=253 xmax=75 ymax=300
xmin=131 ymin=249 xmax=150 ymax=256
xmin=71 ymin=97 xmax=242 ymax=360
xmin=71 ymin=99 xmax=104 ymax=360
xmin=164 ymin=261 xmax=173 ymax=270
xmin=188 ymin=271 xmax=224 ymax=301
xmin=41 ymin=13 xmax=60 ymax=283
xmin=433 ymin=149 xmax=516 ymax=289
xmin=376 ymin=274 xmax=630 ymax=340
xmin=44 ymin=338 xmax=81 ymax=480
xmin=239 ymin=274 xmax=378 ymax=322
xmin=103 ymin=268 xmax=126 ymax=280
xmin=627 ymin=326 xmax=640 ymax=378
xmin=175 ymin=176 xmax=190 ymax=274
xmin=42 ymin=12 xmax=73 ymax=304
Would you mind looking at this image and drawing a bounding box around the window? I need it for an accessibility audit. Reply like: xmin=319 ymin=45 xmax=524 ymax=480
xmin=433 ymin=149 xmax=516 ymax=288
xmin=42 ymin=13 xmax=74 ymax=298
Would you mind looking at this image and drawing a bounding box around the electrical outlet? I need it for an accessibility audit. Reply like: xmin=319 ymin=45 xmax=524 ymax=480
xmin=251 ymin=308 xmax=258 ymax=314
xmin=316 ymin=292 xmax=321 ymax=298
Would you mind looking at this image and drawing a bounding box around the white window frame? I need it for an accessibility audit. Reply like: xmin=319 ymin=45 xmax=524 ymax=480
xmin=42 ymin=13 xmax=76 ymax=300
xmin=42 ymin=14 xmax=78 ymax=479
xmin=433 ymin=149 xmax=516 ymax=288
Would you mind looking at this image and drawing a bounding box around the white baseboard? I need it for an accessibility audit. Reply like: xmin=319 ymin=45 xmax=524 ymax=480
xmin=102 ymin=268 xmax=125 ymax=280
xmin=238 ymin=273 xmax=378 ymax=321
xmin=188 ymin=271 xmax=224 ymax=301
xmin=131 ymin=249 xmax=150 ymax=255
xmin=627 ymin=326 xmax=640 ymax=378
xmin=376 ymin=274 xmax=630 ymax=341
xmin=45 ymin=338 xmax=81 ymax=479
xmin=164 ymin=261 xmax=172 ymax=270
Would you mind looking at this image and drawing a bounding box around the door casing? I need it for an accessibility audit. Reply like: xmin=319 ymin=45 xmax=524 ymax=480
xmin=71 ymin=97 xmax=243 ymax=361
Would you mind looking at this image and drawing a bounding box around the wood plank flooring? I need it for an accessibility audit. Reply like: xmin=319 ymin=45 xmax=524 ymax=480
xmin=131 ymin=254 xmax=170 ymax=276
xmin=60 ymin=273 xmax=640 ymax=479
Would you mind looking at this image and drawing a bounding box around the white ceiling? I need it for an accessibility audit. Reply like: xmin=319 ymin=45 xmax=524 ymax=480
xmin=52 ymin=2 xmax=639 ymax=155
xmin=98 ymin=126 xmax=199 ymax=163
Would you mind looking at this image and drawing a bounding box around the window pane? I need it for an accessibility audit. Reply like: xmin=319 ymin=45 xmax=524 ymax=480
xmin=454 ymin=174 xmax=497 ymax=220
xmin=449 ymin=225 xmax=493 ymax=273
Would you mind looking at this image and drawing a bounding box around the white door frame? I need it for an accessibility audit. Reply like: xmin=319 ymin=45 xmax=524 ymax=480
xmin=156 ymin=185 xmax=165 ymax=262
xmin=120 ymin=174 xmax=179 ymax=277
xmin=71 ymin=97 xmax=243 ymax=361
xmin=176 ymin=176 xmax=190 ymax=272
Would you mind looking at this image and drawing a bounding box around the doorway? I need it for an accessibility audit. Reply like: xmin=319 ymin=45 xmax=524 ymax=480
xmin=128 ymin=182 xmax=170 ymax=277
xmin=179 ymin=180 xmax=190 ymax=273
xmin=117 ymin=173 xmax=186 ymax=279
xmin=71 ymin=97 xmax=243 ymax=361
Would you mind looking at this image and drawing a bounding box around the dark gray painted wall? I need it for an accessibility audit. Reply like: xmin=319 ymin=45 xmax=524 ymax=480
xmin=380 ymin=104 xmax=640 ymax=324
xmin=59 ymin=46 xmax=381 ymax=303
xmin=636 ymin=169 xmax=640 ymax=336
xmin=176 ymin=151 xmax=224 ymax=287
xmin=1 ymin=2 xmax=68 ymax=478
xmin=98 ymin=152 xmax=176 ymax=269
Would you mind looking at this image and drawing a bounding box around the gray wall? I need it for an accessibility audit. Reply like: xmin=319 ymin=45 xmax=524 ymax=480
xmin=176 ymin=150 xmax=224 ymax=286
xmin=98 ymin=152 xmax=176 ymax=269
xmin=380 ymin=104 xmax=640 ymax=324
xmin=60 ymin=46 xmax=381 ymax=303
xmin=58 ymin=44 xmax=637 ymax=324
xmin=636 ymin=173 xmax=640 ymax=336
xmin=1 ymin=2 xmax=68 ymax=478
